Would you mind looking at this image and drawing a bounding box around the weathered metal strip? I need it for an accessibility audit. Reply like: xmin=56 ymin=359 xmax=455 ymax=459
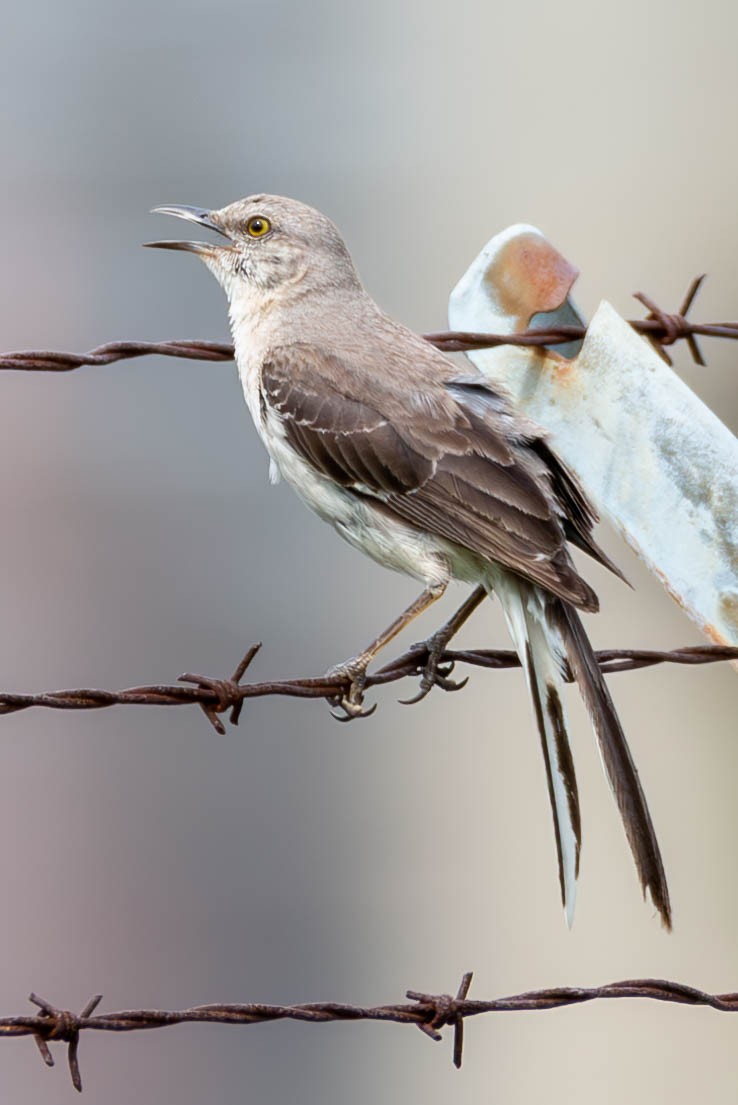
xmin=449 ymin=226 xmax=738 ymax=650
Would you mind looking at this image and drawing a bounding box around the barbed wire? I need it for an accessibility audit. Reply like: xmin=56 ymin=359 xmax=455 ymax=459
xmin=0 ymin=642 xmax=735 ymax=733
xmin=1 ymin=277 xmax=736 ymax=372
xmin=6 ymin=973 xmax=738 ymax=1091
xmin=0 ymin=275 xmax=736 ymax=1094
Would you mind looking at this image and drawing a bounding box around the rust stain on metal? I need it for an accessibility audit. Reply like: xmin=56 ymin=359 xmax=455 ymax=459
xmin=719 ymin=590 xmax=738 ymax=632
xmin=543 ymin=355 xmax=579 ymax=383
xmin=634 ymin=544 xmax=731 ymax=648
xmin=483 ymin=231 xmax=579 ymax=322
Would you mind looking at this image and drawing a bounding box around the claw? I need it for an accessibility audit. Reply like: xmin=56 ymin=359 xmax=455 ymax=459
xmin=329 ymin=700 xmax=378 ymax=722
xmin=323 ymin=657 xmax=377 ymax=723
xmin=437 ymin=673 xmax=469 ymax=694
xmin=399 ymin=672 xmax=468 ymax=706
xmin=398 ymin=686 xmax=428 ymax=707
xmin=400 ymin=636 xmax=469 ymax=705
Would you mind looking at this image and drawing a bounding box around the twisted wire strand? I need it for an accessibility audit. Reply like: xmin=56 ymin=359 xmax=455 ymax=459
xmin=0 ymin=278 xmax=734 ymax=372
xmin=0 ymin=643 xmax=734 ymax=733
xmin=9 ymin=974 xmax=738 ymax=1091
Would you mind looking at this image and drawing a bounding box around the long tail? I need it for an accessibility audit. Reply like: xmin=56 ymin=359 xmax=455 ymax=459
xmin=493 ymin=575 xmax=581 ymax=926
xmin=493 ymin=574 xmax=672 ymax=929
xmin=549 ymin=597 xmax=672 ymax=929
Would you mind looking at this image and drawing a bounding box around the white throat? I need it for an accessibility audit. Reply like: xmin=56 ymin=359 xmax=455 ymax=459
xmin=227 ymin=285 xmax=282 ymax=428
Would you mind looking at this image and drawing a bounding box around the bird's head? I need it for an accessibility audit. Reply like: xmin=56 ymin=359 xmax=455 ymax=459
xmin=145 ymin=194 xmax=361 ymax=303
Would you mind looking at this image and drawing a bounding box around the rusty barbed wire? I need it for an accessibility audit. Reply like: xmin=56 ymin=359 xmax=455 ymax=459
xmin=0 ymin=276 xmax=735 ymax=1097
xmin=6 ymin=972 xmax=738 ymax=1091
xmin=0 ymin=642 xmax=735 ymax=733
xmin=1 ymin=276 xmax=736 ymax=372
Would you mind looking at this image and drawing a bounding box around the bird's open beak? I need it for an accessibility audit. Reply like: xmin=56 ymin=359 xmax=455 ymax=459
xmin=144 ymin=205 xmax=231 ymax=253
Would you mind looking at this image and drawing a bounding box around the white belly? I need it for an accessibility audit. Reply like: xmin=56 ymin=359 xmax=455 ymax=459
xmin=266 ymin=424 xmax=451 ymax=587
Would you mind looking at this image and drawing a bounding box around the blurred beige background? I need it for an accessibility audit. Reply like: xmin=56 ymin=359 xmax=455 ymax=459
xmin=0 ymin=0 xmax=736 ymax=1101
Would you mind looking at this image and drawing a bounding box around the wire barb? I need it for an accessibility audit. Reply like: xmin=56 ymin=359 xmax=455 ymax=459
xmin=633 ymin=275 xmax=707 ymax=366
xmin=178 ymin=643 xmax=262 ymax=733
xmin=28 ymin=993 xmax=102 ymax=1092
xmin=407 ymin=971 xmax=474 ymax=1067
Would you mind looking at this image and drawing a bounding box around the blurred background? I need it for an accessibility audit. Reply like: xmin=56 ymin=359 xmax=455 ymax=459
xmin=0 ymin=0 xmax=736 ymax=1101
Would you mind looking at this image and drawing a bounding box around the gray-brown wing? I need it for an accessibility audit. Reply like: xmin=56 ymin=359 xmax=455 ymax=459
xmin=261 ymin=344 xmax=599 ymax=609
xmin=262 ymin=344 xmax=435 ymax=494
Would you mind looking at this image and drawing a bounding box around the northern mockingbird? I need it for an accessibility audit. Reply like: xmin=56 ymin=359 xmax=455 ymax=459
xmin=147 ymin=195 xmax=671 ymax=928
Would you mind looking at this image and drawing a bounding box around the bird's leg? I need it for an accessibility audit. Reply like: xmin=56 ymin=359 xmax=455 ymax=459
xmin=400 ymin=584 xmax=488 ymax=705
xmin=326 ymin=584 xmax=447 ymax=721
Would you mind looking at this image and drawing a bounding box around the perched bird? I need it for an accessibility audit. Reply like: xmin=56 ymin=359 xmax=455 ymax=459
xmin=147 ymin=195 xmax=671 ymax=928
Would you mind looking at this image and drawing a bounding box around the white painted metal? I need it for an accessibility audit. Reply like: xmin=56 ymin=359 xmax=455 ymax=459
xmin=449 ymin=227 xmax=738 ymax=649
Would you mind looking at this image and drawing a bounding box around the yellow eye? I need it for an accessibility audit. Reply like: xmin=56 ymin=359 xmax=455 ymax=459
xmin=246 ymin=216 xmax=271 ymax=238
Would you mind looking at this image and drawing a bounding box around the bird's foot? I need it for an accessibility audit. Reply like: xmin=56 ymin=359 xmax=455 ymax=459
xmin=324 ymin=656 xmax=377 ymax=722
xmin=399 ymin=629 xmax=469 ymax=706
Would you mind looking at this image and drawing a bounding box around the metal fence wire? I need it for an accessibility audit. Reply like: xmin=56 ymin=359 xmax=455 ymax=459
xmin=7 ymin=974 xmax=738 ymax=1092
xmin=1 ymin=274 xmax=737 ymax=1092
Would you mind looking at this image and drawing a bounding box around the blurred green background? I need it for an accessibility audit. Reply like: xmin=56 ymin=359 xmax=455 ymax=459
xmin=0 ymin=0 xmax=736 ymax=1101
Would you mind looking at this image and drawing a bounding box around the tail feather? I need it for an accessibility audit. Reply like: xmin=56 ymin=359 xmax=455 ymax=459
xmin=550 ymin=598 xmax=672 ymax=929
xmin=496 ymin=579 xmax=581 ymax=925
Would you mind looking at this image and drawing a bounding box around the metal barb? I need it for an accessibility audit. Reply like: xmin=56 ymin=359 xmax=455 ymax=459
xmin=177 ymin=643 xmax=262 ymax=732
xmin=453 ymin=972 xmax=474 ymax=1068
xmin=677 ymin=273 xmax=707 ymax=364
xmin=407 ymin=971 xmax=473 ymax=1067
xmin=632 ymin=276 xmax=708 ymax=366
xmin=28 ymin=993 xmax=102 ymax=1092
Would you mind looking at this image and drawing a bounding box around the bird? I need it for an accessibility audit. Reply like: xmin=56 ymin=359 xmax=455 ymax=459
xmin=146 ymin=194 xmax=671 ymax=928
